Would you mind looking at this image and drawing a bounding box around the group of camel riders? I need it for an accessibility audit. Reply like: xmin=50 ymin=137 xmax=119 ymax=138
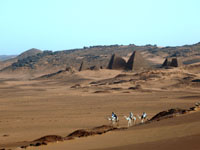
xmin=110 ymin=111 xmax=147 ymax=124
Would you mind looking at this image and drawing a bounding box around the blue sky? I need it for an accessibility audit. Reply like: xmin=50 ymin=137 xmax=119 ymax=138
xmin=0 ymin=0 xmax=200 ymax=55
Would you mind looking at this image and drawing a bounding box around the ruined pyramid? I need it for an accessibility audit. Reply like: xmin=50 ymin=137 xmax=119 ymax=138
xmin=107 ymin=54 xmax=127 ymax=70
xmin=79 ymin=61 xmax=86 ymax=71
xmin=162 ymin=57 xmax=182 ymax=68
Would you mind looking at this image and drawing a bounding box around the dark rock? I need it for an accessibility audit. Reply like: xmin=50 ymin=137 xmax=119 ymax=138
xmin=89 ymin=65 xmax=99 ymax=70
xmin=192 ymin=79 xmax=200 ymax=82
xmin=128 ymin=85 xmax=141 ymax=90
xmin=67 ymin=129 xmax=95 ymax=138
xmin=35 ymin=142 xmax=42 ymax=146
xmin=33 ymin=135 xmax=64 ymax=143
xmin=20 ymin=145 xmax=28 ymax=148
xmin=150 ymin=108 xmax=187 ymax=121
xmin=71 ymin=84 xmax=81 ymax=88
xmin=3 ymin=134 xmax=9 ymax=137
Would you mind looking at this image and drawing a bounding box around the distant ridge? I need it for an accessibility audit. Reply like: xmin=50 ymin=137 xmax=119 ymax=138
xmin=0 ymin=55 xmax=17 ymax=61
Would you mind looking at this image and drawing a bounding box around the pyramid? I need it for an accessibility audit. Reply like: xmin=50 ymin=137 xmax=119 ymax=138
xmin=162 ymin=57 xmax=182 ymax=68
xmin=171 ymin=58 xmax=182 ymax=67
xmin=79 ymin=61 xmax=86 ymax=71
xmin=107 ymin=54 xmax=127 ymax=70
xmin=162 ymin=58 xmax=171 ymax=67
xmin=126 ymin=51 xmax=149 ymax=71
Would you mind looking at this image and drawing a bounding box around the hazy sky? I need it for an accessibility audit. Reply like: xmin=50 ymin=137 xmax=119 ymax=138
xmin=0 ymin=0 xmax=200 ymax=55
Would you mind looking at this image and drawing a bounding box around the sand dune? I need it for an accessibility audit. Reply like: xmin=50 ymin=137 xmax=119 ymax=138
xmin=1 ymin=63 xmax=200 ymax=150
xmin=4 ymin=103 xmax=198 ymax=149
xmin=25 ymin=111 xmax=200 ymax=150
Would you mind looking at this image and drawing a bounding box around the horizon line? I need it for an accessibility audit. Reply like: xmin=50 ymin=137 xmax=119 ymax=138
xmin=1 ymin=41 xmax=200 ymax=56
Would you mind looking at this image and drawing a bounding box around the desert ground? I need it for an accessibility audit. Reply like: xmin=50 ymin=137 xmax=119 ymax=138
xmin=0 ymin=64 xmax=200 ymax=150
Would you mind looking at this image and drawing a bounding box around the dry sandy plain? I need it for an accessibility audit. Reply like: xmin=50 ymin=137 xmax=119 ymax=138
xmin=0 ymin=64 xmax=200 ymax=150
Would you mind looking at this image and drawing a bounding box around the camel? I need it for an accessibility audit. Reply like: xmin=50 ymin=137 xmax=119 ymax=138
xmin=137 ymin=112 xmax=147 ymax=123
xmin=107 ymin=112 xmax=119 ymax=125
xmin=124 ymin=116 xmax=132 ymax=127
xmin=124 ymin=112 xmax=137 ymax=127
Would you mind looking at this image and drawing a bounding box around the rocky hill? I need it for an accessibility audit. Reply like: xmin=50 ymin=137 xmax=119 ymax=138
xmin=17 ymin=48 xmax=42 ymax=60
xmin=0 ymin=43 xmax=200 ymax=78
xmin=0 ymin=48 xmax=42 ymax=70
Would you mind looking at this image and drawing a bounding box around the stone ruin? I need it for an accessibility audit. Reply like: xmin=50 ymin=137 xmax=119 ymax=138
xmin=79 ymin=61 xmax=85 ymax=71
xmin=107 ymin=54 xmax=127 ymax=70
xmin=78 ymin=51 xmax=150 ymax=72
xmin=79 ymin=61 xmax=101 ymax=71
xmin=162 ymin=57 xmax=182 ymax=68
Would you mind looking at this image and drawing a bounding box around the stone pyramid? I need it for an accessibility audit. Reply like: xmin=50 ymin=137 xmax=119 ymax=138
xmin=79 ymin=61 xmax=86 ymax=71
xmin=107 ymin=54 xmax=127 ymax=70
xmin=126 ymin=51 xmax=149 ymax=71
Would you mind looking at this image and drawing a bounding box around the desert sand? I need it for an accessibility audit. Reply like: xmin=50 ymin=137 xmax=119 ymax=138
xmin=0 ymin=65 xmax=200 ymax=150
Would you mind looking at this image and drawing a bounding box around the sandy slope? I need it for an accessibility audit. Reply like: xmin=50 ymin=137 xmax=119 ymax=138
xmin=0 ymin=65 xmax=200 ymax=150
xmin=26 ymin=111 xmax=200 ymax=150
